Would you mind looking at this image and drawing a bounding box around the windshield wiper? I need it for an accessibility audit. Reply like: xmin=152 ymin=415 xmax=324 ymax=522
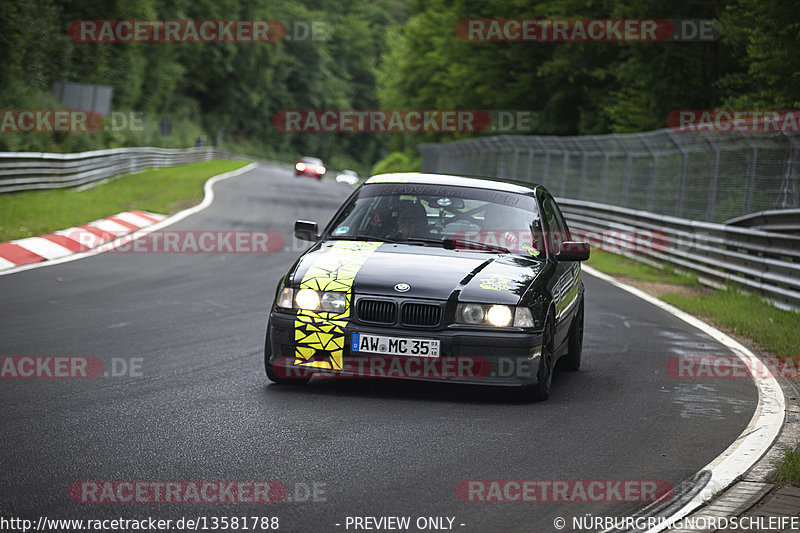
xmin=396 ymin=237 xmax=445 ymax=246
xmin=443 ymin=236 xmax=511 ymax=253
xmin=328 ymin=235 xmax=397 ymax=243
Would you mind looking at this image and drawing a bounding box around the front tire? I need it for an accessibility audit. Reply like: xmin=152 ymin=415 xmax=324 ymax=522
xmin=265 ymin=328 xmax=310 ymax=385
xmin=560 ymin=299 xmax=584 ymax=371
xmin=515 ymin=312 xmax=554 ymax=403
xmin=531 ymin=313 xmax=555 ymax=401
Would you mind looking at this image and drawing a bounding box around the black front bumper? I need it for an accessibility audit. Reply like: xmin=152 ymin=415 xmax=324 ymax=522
xmin=267 ymin=310 xmax=544 ymax=387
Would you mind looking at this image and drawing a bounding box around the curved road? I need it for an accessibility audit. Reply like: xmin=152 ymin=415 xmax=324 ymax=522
xmin=0 ymin=164 xmax=758 ymax=532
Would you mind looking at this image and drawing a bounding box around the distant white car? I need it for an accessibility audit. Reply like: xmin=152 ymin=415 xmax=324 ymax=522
xmin=335 ymin=170 xmax=360 ymax=185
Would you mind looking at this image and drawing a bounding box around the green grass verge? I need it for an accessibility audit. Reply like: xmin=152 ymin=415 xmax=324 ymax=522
xmin=0 ymin=159 xmax=249 ymax=241
xmin=586 ymin=250 xmax=700 ymax=286
xmin=662 ymin=290 xmax=799 ymax=359
xmin=586 ymin=250 xmax=798 ymax=359
xmin=772 ymin=446 xmax=800 ymax=485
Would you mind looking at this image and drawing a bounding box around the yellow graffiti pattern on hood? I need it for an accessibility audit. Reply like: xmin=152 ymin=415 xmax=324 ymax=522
xmin=294 ymin=241 xmax=382 ymax=370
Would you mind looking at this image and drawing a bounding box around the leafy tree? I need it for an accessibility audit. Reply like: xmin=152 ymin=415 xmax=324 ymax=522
xmin=718 ymin=0 xmax=800 ymax=108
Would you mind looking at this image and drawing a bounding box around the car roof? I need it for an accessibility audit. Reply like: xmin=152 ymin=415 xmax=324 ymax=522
xmin=300 ymin=157 xmax=322 ymax=163
xmin=364 ymin=172 xmax=541 ymax=195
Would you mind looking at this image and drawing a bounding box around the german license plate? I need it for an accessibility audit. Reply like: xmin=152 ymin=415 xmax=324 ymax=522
xmin=351 ymin=333 xmax=440 ymax=358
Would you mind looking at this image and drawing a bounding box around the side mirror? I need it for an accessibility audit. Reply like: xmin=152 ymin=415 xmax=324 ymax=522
xmin=294 ymin=220 xmax=319 ymax=242
xmin=555 ymin=241 xmax=590 ymax=262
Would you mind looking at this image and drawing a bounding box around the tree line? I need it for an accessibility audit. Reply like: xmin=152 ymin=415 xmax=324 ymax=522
xmin=0 ymin=0 xmax=796 ymax=175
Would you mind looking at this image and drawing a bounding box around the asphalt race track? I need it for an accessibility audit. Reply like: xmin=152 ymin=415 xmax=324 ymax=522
xmin=0 ymin=164 xmax=759 ymax=532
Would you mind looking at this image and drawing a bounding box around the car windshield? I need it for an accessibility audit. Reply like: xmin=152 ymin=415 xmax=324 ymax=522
xmin=324 ymin=182 xmax=542 ymax=256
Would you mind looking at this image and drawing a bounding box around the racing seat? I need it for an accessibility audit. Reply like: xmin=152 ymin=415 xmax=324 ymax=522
xmin=393 ymin=200 xmax=431 ymax=239
xmin=481 ymin=203 xmax=507 ymax=231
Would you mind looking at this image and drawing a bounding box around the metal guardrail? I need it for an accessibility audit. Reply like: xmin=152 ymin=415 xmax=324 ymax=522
xmin=0 ymin=147 xmax=230 ymax=193
xmin=557 ymin=198 xmax=800 ymax=311
xmin=726 ymin=208 xmax=800 ymax=235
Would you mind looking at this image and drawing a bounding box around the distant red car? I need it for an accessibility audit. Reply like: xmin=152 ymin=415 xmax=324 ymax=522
xmin=295 ymin=157 xmax=326 ymax=179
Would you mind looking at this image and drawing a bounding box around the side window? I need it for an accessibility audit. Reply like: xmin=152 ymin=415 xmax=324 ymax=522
xmin=541 ymin=195 xmax=569 ymax=253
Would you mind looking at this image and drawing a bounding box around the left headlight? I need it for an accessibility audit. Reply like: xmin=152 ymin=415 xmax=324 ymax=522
xmin=455 ymin=304 xmax=532 ymax=328
xmin=277 ymin=287 xmax=347 ymax=313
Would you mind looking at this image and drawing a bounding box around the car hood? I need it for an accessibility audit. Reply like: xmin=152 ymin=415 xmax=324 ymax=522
xmin=291 ymin=241 xmax=543 ymax=304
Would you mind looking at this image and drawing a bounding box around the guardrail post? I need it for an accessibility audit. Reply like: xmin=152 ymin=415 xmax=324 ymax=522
xmin=621 ymin=153 xmax=633 ymax=208
xmin=530 ymin=137 xmax=547 ymax=183
xmin=578 ymin=145 xmax=589 ymax=201
xmin=599 ymin=152 xmax=611 ymax=204
xmin=510 ymin=147 xmax=520 ymax=179
xmin=778 ymin=132 xmax=799 ymax=209
xmin=701 ymin=132 xmax=721 ymax=222
xmin=641 ymin=136 xmax=660 ymax=212
xmin=542 ymin=151 xmax=551 ymax=184
xmin=476 ymin=143 xmax=487 ymax=175
xmin=468 ymin=141 xmax=479 ymax=175
xmin=647 ymin=156 xmax=659 ymax=212
xmin=743 ymin=132 xmax=758 ymax=214
xmin=492 ymin=138 xmax=504 ymax=177
xmin=525 ymin=148 xmax=535 ymax=183
xmin=551 ymin=137 xmax=569 ymax=197
xmin=666 ymin=130 xmax=688 ymax=218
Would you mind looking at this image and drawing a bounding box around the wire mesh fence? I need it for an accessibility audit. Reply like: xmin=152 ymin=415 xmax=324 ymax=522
xmin=418 ymin=129 xmax=800 ymax=223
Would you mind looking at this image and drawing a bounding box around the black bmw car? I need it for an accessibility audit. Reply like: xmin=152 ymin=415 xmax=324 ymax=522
xmin=265 ymin=173 xmax=589 ymax=400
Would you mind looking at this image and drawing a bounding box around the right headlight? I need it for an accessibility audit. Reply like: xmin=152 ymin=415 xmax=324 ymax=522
xmin=320 ymin=291 xmax=347 ymax=313
xmin=456 ymin=304 xmax=534 ymax=328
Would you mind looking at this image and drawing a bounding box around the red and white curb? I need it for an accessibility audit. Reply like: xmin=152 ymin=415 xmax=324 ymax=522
xmin=0 ymin=162 xmax=256 ymax=276
xmin=0 ymin=210 xmax=166 ymax=270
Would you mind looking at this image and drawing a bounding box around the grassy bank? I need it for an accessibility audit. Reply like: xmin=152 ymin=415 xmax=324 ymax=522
xmin=0 ymin=160 xmax=249 ymax=241
xmin=586 ymin=250 xmax=798 ymax=359
xmin=586 ymin=250 xmax=701 ymax=286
